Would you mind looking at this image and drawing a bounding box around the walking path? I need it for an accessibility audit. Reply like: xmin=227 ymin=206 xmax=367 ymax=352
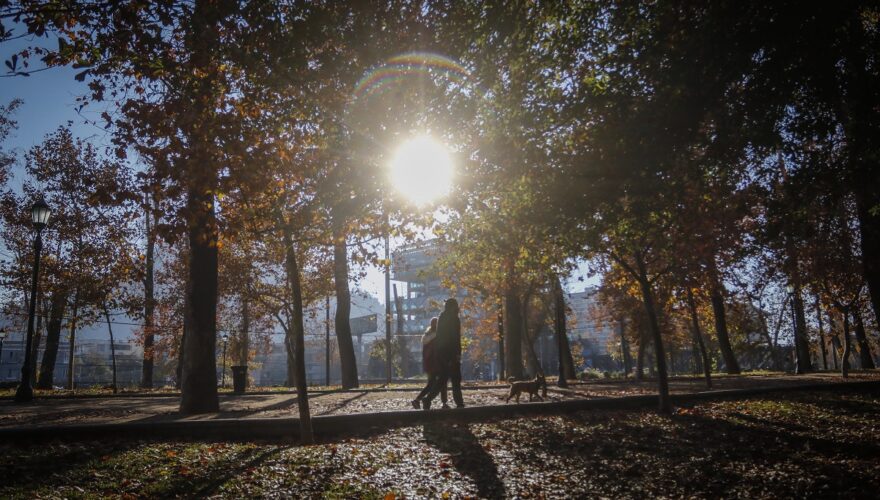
xmin=1 ymin=372 xmax=877 ymax=442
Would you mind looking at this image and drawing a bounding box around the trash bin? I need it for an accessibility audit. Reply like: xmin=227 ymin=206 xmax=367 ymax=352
xmin=231 ymin=366 xmax=248 ymax=394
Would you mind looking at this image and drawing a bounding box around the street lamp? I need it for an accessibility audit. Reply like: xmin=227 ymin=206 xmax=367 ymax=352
xmin=220 ymin=332 xmax=229 ymax=388
xmin=15 ymin=197 xmax=50 ymax=403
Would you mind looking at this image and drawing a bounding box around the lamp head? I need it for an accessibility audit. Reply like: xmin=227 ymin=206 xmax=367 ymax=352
xmin=31 ymin=197 xmax=51 ymax=230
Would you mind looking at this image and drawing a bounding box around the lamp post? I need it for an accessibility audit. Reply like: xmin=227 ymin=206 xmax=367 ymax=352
xmin=220 ymin=332 xmax=229 ymax=388
xmin=385 ymin=229 xmax=392 ymax=385
xmin=15 ymin=198 xmax=51 ymax=403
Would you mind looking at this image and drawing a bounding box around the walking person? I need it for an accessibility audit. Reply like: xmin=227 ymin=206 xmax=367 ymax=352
xmin=422 ymin=298 xmax=465 ymax=410
xmin=411 ymin=317 xmax=448 ymax=409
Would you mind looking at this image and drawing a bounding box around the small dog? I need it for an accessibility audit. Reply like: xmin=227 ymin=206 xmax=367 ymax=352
xmin=506 ymin=374 xmax=546 ymax=403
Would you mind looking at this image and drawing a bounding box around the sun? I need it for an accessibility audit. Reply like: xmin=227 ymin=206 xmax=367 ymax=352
xmin=388 ymin=135 xmax=454 ymax=205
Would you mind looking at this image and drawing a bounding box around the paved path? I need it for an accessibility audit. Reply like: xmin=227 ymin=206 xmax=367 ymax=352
xmin=2 ymin=372 xmax=877 ymax=430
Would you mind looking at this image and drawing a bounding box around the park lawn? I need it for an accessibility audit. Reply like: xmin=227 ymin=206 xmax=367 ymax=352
xmin=1 ymin=389 xmax=878 ymax=499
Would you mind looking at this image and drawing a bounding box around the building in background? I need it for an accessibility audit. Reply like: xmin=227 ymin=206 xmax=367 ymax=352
xmin=566 ymin=287 xmax=619 ymax=371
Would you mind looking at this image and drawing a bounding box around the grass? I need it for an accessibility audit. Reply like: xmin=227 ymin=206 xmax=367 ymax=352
xmin=2 ymin=387 xmax=878 ymax=498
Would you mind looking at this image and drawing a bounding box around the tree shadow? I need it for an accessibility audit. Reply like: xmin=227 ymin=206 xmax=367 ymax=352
xmin=0 ymin=440 xmax=141 ymax=490
xmin=155 ymin=446 xmax=281 ymax=497
xmin=315 ymin=391 xmax=369 ymax=416
xmin=422 ymin=422 xmax=505 ymax=499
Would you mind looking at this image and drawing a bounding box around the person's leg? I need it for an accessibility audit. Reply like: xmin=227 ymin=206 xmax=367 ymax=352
xmin=423 ymin=371 xmax=449 ymax=409
xmin=450 ymin=361 xmax=464 ymax=407
xmin=415 ymin=374 xmax=434 ymax=401
xmin=440 ymin=376 xmax=448 ymax=406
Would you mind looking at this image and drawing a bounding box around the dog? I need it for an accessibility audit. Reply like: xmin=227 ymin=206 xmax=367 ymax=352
xmin=506 ymin=374 xmax=546 ymax=403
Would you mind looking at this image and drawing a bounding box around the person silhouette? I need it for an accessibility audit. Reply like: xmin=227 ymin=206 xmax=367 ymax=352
xmin=411 ymin=317 xmax=448 ymax=409
xmin=422 ymin=298 xmax=464 ymax=409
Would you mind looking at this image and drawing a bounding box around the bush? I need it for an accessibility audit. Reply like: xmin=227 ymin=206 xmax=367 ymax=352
xmin=578 ymin=368 xmax=604 ymax=380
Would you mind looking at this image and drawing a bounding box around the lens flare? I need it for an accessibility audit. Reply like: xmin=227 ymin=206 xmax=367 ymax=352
xmin=352 ymin=52 xmax=470 ymax=102
xmin=389 ymin=136 xmax=454 ymax=205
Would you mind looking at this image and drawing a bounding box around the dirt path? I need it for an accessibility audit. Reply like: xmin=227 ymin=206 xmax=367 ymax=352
xmin=1 ymin=372 xmax=876 ymax=428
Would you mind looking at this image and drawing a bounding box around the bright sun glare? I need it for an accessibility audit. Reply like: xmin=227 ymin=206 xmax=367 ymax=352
xmin=389 ymin=136 xmax=454 ymax=205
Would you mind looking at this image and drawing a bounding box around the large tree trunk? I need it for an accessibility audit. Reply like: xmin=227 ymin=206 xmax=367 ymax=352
xmin=176 ymin=289 xmax=190 ymax=389
xmin=710 ymin=286 xmax=740 ymax=374
xmin=686 ymin=289 xmax=712 ymax=389
xmin=521 ymin=291 xmax=543 ymax=377
xmin=37 ymin=291 xmax=67 ymax=389
xmin=841 ymin=309 xmax=852 ymax=378
xmin=552 ymin=276 xmax=576 ymax=386
xmin=635 ymin=256 xmax=671 ymax=414
xmin=285 ymin=324 xmax=296 ymax=387
xmin=504 ymin=288 xmax=524 ymax=380
xmin=333 ymin=239 xmax=359 ymax=389
xmin=179 ymin=186 xmax=219 ymax=414
xmin=283 ymin=224 xmax=313 ymax=444
xmin=791 ymin=281 xmax=813 ymax=373
xmin=853 ymin=308 xmax=876 ymax=369
xmin=66 ymin=289 xmax=79 ymax=390
xmin=846 ymin=18 xmax=880 ymax=326
xmin=141 ymin=196 xmax=156 ymax=389
xmin=815 ymin=295 xmax=828 ymax=371
xmin=103 ymin=302 xmax=118 ymax=393
xmin=239 ymin=294 xmax=250 ymax=366
xmin=828 ymin=310 xmax=840 ymax=370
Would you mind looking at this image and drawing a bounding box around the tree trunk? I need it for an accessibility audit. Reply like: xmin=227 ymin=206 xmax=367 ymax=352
xmin=791 ymin=282 xmax=813 ymax=373
xmin=841 ymin=310 xmax=852 ymax=379
xmin=240 ymin=294 xmax=250 ymax=366
xmin=710 ymin=286 xmax=740 ymax=374
xmin=283 ymin=224 xmax=313 ymax=444
xmin=552 ymin=276 xmax=576 ymax=386
xmin=176 ymin=290 xmax=190 ymax=389
xmin=103 ymin=301 xmax=118 ymax=393
xmin=504 ymin=288 xmax=524 ymax=380
xmin=179 ymin=186 xmax=219 ymax=414
xmin=521 ymin=290 xmax=543 ymax=377
xmin=686 ymin=288 xmax=712 ymax=389
xmin=853 ymin=308 xmax=876 ymax=369
xmin=36 ymin=291 xmax=67 ymax=389
xmin=815 ymin=295 xmax=828 ymax=371
xmin=828 ymin=310 xmax=840 ymax=370
xmin=285 ymin=324 xmax=296 ymax=387
xmin=141 ymin=197 xmax=156 ymax=389
xmin=635 ymin=257 xmax=671 ymax=414
xmin=333 ymin=239 xmax=359 ymax=389
xmin=66 ymin=289 xmax=79 ymax=390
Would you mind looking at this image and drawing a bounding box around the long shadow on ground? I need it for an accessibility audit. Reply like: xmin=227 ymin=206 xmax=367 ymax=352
xmin=423 ymin=422 xmax=505 ymax=499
